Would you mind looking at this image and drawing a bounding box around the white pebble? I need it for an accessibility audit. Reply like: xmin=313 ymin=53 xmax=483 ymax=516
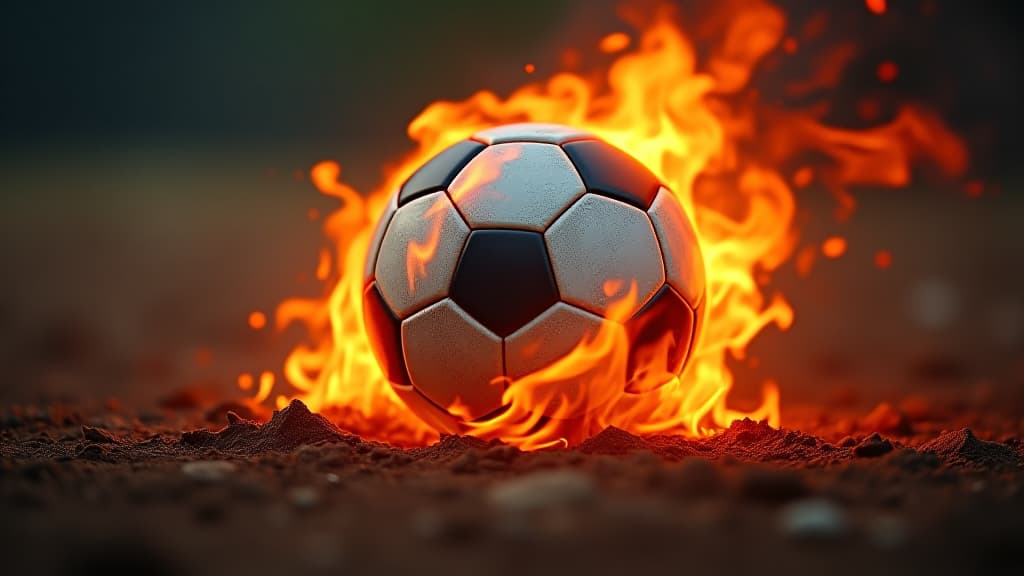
xmin=289 ymin=486 xmax=320 ymax=509
xmin=778 ymin=498 xmax=848 ymax=539
xmin=181 ymin=460 xmax=236 ymax=482
xmin=487 ymin=470 xmax=595 ymax=514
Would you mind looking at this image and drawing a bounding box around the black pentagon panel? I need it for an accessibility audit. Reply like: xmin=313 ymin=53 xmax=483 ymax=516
xmin=562 ymin=139 xmax=661 ymax=209
xmin=450 ymin=230 xmax=560 ymax=337
xmin=624 ymin=284 xmax=694 ymax=394
xmin=362 ymin=282 xmax=412 ymax=387
xmin=398 ymin=140 xmax=487 ymax=206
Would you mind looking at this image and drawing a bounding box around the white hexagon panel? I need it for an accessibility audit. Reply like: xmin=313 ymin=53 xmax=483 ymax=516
xmin=472 ymin=122 xmax=594 ymax=145
xmin=447 ymin=142 xmax=586 ymax=232
xmin=504 ymin=303 xmax=609 ymax=379
xmin=545 ymin=194 xmax=665 ymax=318
xmin=648 ymin=186 xmax=705 ymax=307
xmin=374 ymin=191 xmax=469 ymax=318
xmin=363 ymin=190 xmax=398 ymax=286
xmin=401 ymin=299 xmax=505 ymax=420
xmin=504 ymin=302 xmax=625 ymax=418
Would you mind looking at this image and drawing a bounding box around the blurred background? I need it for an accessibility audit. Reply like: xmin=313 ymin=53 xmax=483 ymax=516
xmin=0 ymin=0 xmax=1021 ymax=417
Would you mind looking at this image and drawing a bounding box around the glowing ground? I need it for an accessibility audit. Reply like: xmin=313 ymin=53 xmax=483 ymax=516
xmin=1 ymin=400 xmax=1022 ymax=575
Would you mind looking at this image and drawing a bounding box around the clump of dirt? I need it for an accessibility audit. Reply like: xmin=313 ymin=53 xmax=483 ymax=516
xmin=919 ymin=428 xmax=1021 ymax=468
xmin=579 ymin=426 xmax=673 ymax=455
xmin=573 ymin=419 xmax=851 ymax=465
xmin=702 ymin=419 xmax=851 ymax=464
xmin=81 ymin=424 xmax=118 ymax=444
xmin=408 ymin=434 xmax=492 ymax=463
xmin=3 ymin=400 xmax=1019 ymax=473
xmin=853 ymin=433 xmax=895 ymax=458
xmin=181 ymin=400 xmax=359 ymax=454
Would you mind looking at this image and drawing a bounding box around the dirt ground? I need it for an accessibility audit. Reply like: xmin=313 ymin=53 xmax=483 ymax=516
xmin=1 ymin=398 xmax=1022 ymax=576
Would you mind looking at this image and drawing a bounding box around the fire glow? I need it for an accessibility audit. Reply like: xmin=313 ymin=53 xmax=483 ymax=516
xmin=243 ymin=0 xmax=966 ymax=448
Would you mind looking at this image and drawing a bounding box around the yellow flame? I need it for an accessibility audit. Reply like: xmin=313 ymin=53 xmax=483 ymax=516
xmin=244 ymin=0 xmax=966 ymax=448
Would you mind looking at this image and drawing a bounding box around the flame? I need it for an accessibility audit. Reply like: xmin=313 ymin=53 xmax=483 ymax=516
xmin=599 ymin=32 xmax=632 ymax=54
xmin=403 ymin=145 xmax=522 ymax=296
xmin=404 ymin=200 xmax=446 ymax=294
xmin=243 ymin=0 xmax=966 ymax=448
xmin=448 ymin=144 xmax=521 ymax=204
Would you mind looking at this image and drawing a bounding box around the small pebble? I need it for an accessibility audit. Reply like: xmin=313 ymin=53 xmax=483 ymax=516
xmin=779 ymin=498 xmax=849 ymax=539
xmin=181 ymin=460 xmax=236 ymax=482
xmin=289 ymin=486 xmax=320 ymax=509
xmin=487 ymin=470 xmax=595 ymax=514
xmin=854 ymin=433 xmax=894 ymax=458
xmin=81 ymin=425 xmax=117 ymax=444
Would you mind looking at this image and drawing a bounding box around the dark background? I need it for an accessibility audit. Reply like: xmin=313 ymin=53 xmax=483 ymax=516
xmin=1 ymin=0 xmax=1021 ymax=415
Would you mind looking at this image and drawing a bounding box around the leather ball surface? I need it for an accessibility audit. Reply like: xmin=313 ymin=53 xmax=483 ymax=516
xmin=362 ymin=123 xmax=706 ymax=431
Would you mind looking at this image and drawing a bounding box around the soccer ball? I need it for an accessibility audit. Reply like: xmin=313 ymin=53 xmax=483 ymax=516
xmin=362 ymin=123 xmax=706 ymax=433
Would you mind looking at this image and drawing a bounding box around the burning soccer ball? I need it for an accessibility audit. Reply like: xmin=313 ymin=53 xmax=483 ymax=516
xmin=362 ymin=123 xmax=705 ymax=432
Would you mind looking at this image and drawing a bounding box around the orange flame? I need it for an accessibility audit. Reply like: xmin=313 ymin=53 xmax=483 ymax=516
xmin=404 ymin=202 xmax=445 ymax=294
xmin=599 ymin=32 xmax=632 ymax=54
xmin=405 ymin=145 xmax=520 ymax=295
xmin=243 ymin=1 xmax=966 ymax=448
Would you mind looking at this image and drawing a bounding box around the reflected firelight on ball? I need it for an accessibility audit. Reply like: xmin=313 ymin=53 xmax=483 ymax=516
xmin=362 ymin=123 xmax=706 ymax=439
